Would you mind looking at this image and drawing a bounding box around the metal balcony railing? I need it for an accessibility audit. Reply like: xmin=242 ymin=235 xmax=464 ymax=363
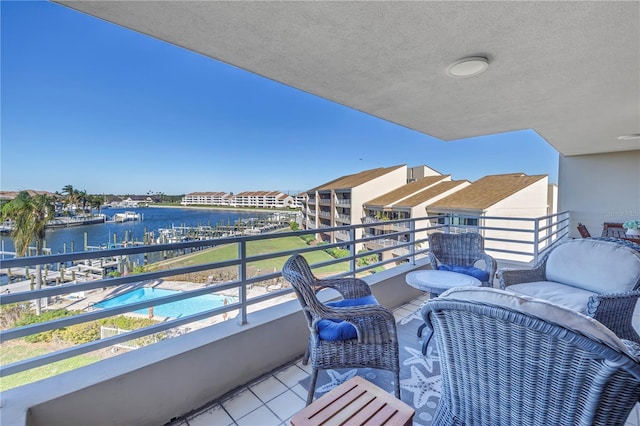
xmin=335 ymin=213 xmax=350 ymax=222
xmin=0 ymin=211 xmax=569 ymax=379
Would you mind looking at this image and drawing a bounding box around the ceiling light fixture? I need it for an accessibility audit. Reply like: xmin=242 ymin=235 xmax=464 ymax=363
xmin=617 ymin=134 xmax=640 ymax=141
xmin=447 ymin=57 xmax=489 ymax=78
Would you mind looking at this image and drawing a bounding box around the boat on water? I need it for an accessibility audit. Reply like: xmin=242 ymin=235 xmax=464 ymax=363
xmin=111 ymin=211 xmax=142 ymax=223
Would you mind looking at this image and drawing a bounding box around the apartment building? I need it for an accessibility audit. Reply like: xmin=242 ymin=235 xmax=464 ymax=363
xmin=304 ymin=166 xmax=553 ymax=262
xmin=304 ymin=165 xmax=408 ymax=244
xmin=180 ymin=192 xmax=231 ymax=206
xmin=181 ymin=191 xmax=295 ymax=209
xmin=232 ymin=191 xmax=294 ymax=209
xmin=427 ymin=173 xmax=551 ymax=262
xmin=362 ymin=176 xmax=471 ymax=257
xmin=291 ymin=193 xmax=307 ymax=210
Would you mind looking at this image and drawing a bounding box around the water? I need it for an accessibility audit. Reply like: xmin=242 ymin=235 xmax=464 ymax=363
xmin=93 ymin=287 xmax=234 ymax=319
xmin=0 ymin=206 xmax=285 ymax=256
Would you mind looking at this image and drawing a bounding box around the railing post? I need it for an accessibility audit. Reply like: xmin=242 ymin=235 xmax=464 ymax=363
xmin=349 ymin=227 xmax=356 ymax=277
xmin=237 ymin=240 xmax=248 ymax=325
xmin=533 ymin=217 xmax=540 ymax=265
xmin=445 ymin=215 xmax=451 ymax=233
xmin=409 ymin=220 xmax=416 ymax=265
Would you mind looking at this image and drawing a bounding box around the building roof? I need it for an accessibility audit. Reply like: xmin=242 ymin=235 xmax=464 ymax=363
xmin=186 ymin=191 xmax=229 ymax=197
xmin=235 ymin=191 xmax=286 ymax=197
xmin=309 ymin=165 xmax=405 ymax=192
xmin=394 ymin=180 xmax=471 ymax=208
xmin=364 ymin=175 xmax=450 ymax=207
xmin=428 ymin=173 xmax=547 ymax=210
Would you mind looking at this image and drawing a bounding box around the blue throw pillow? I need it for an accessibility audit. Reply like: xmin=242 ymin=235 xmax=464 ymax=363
xmin=438 ymin=264 xmax=490 ymax=282
xmin=325 ymin=295 xmax=378 ymax=308
xmin=317 ymin=295 xmax=379 ymax=341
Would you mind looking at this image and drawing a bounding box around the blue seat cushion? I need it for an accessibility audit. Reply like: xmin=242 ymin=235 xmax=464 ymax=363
xmin=317 ymin=295 xmax=379 ymax=341
xmin=438 ymin=264 xmax=490 ymax=282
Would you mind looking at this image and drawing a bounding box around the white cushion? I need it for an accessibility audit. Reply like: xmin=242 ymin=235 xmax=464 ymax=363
xmin=508 ymin=281 xmax=595 ymax=313
xmin=545 ymin=239 xmax=640 ymax=294
xmin=437 ymin=287 xmax=635 ymax=358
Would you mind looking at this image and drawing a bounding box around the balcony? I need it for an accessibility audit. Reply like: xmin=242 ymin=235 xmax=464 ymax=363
xmin=3 ymin=211 xmax=635 ymax=426
xmin=335 ymin=199 xmax=351 ymax=207
xmin=335 ymin=213 xmax=351 ymax=223
xmin=4 ymin=2 xmax=636 ymax=422
xmin=163 ymin=288 xmax=640 ymax=426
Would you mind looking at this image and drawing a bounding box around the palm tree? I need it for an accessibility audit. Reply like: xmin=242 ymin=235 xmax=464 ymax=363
xmin=1 ymin=191 xmax=55 ymax=315
xmin=76 ymin=189 xmax=88 ymax=214
xmin=61 ymin=184 xmax=76 ymax=211
xmin=89 ymin=194 xmax=103 ymax=210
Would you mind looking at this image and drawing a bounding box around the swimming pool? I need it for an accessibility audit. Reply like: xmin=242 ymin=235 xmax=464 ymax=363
xmin=94 ymin=288 xmax=234 ymax=319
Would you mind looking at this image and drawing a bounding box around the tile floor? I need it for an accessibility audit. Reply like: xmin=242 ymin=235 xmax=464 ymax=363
xmin=167 ymin=296 xmax=640 ymax=426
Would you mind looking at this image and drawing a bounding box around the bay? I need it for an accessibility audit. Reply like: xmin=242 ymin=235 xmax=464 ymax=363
xmin=0 ymin=206 xmax=294 ymax=256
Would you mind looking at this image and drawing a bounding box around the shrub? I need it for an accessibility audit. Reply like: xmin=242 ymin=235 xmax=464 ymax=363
xmin=132 ymin=265 xmax=147 ymax=274
xmin=57 ymin=321 xmax=102 ymax=344
xmin=16 ymin=309 xmax=78 ymax=343
xmin=0 ymin=303 xmax=31 ymax=329
xmin=325 ymin=247 xmax=350 ymax=258
xmin=16 ymin=308 xmax=160 ymax=345
xmin=299 ymin=234 xmax=315 ymax=244
xmin=357 ymin=250 xmax=379 ymax=266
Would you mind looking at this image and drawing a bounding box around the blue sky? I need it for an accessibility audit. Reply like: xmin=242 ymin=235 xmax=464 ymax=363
xmin=1 ymin=1 xmax=559 ymax=196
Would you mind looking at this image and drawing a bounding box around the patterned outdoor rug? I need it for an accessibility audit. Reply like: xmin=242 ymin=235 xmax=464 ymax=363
xmin=298 ymin=308 xmax=441 ymax=425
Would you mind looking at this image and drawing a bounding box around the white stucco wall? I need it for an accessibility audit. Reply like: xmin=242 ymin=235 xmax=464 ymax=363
xmin=484 ymin=177 xmax=550 ymax=262
xmin=351 ymin=166 xmax=408 ymax=242
xmin=559 ymin=151 xmax=640 ymax=238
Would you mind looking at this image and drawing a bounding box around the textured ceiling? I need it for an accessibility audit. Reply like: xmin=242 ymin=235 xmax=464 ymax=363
xmin=56 ymin=1 xmax=640 ymax=157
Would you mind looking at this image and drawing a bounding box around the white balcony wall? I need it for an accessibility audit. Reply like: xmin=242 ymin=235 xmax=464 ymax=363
xmin=559 ymin=151 xmax=640 ymax=239
xmin=1 ymin=262 xmax=427 ymax=426
xmin=484 ymin=177 xmax=550 ymax=263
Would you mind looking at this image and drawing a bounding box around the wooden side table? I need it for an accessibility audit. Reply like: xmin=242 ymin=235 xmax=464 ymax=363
xmin=290 ymin=376 xmax=414 ymax=426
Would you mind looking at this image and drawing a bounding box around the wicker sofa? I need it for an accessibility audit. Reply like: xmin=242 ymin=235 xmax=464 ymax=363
xmin=498 ymin=238 xmax=640 ymax=342
xmin=421 ymin=287 xmax=640 ymax=425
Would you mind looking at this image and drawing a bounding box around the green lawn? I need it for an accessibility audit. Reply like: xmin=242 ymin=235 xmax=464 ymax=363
xmin=0 ymin=343 xmax=103 ymax=391
xmin=150 ymin=235 xmax=350 ymax=277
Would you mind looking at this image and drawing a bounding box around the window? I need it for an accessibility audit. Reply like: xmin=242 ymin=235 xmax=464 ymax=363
xmin=437 ymin=214 xmax=478 ymax=227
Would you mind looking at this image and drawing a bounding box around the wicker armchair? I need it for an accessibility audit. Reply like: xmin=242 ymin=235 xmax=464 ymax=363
xmin=421 ymin=287 xmax=640 ymax=426
xmin=282 ymin=254 xmax=400 ymax=405
xmin=428 ymin=232 xmax=497 ymax=286
xmin=498 ymin=238 xmax=640 ymax=343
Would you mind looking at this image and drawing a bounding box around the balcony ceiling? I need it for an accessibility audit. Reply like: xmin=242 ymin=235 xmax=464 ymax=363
xmin=56 ymin=1 xmax=640 ymax=156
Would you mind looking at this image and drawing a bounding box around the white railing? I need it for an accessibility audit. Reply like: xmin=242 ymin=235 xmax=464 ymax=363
xmin=0 ymin=211 xmax=570 ymax=379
